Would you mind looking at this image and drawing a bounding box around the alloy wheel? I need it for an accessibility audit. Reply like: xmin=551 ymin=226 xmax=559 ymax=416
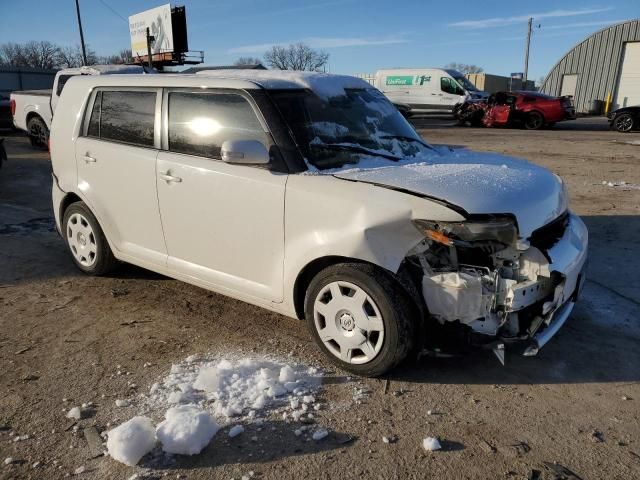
xmin=615 ymin=114 xmax=634 ymax=132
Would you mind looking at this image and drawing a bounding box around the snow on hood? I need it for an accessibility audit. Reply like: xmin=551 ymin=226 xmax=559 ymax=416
xmin=195 ymin=69 xmax=372 ymax=99
xmin=328 ymin=148 xmax=567 ymax=238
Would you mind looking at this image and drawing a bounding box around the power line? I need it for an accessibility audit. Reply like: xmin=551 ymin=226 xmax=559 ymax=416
xmin=97 ymin=0 xmax=128 ymax=22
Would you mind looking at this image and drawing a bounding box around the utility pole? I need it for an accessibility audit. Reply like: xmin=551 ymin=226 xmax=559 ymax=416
xmin=523 ymin=17 xmax=533 ymax=87
xmin=75 ymin=0 xmax=88 ymax=66
xmin=146 ymin=27 xmax=155 ymax=70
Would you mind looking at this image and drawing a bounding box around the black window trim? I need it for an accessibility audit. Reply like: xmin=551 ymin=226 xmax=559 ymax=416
xmin=81 ymin=86 xmax=162 ymax=150
xmin=160 ymin=87 xmax=274 ymax=164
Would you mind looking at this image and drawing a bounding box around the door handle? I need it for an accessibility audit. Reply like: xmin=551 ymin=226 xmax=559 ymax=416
xmin=82 ymin=153 xmax=96 ymax=163
xmin=159 ymin=171 xmax=182 ymax=183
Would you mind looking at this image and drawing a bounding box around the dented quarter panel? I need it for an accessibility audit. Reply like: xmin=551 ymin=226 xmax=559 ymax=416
xmin=282 ymin=173 xmax=465 ymax=312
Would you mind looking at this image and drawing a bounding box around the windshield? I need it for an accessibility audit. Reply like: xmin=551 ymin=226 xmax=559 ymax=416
xmin=453 ymin=75 xmax=479 ymax=92
xmin=269 ymin=88 xmax=432 ymax=170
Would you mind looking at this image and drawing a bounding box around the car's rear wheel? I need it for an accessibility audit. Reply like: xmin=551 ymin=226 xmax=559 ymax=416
xmin=524 ymin=111 xmax=544 ymax=130
xmin=305 ymin=263 xmax=415 ymax=377
xmin=63 ymin=202 xmax=117 ymax=275
xmin=27 ymin=116 xmax=49 ymax=149
xmin=613 ymin=113 xmax=635 ymax=133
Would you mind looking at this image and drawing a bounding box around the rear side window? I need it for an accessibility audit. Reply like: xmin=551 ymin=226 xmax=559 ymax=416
xmin=56 ymin=75 xmax=73 ymax=96
xmin=167 ymin=92 xmax=267 ymax=159
xmin=85 ymin=90 xmax=156 ymax=147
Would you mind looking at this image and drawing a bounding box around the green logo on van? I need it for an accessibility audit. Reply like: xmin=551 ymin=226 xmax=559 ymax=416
xmin=385 ymin=75 xmax=432 ymax=86
xmin=386 ymin=76 xmax=414 ymax=86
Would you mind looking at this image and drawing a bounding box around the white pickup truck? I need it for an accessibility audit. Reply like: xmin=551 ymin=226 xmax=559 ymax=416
xmin=10 ymin=65 xmax=150 ymax=148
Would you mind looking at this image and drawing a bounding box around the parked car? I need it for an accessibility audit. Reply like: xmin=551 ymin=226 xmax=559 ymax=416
xmin=10 ymin=65 xmax=150 ymax=148
xmin=373 ymin=68 xmax=488 ymax=115
xmin=455 ymin=91 xmax=576 ymax=130
xmin=608 ymin=106 xmax=640 ymax=132
xmin=0 ymin=138 xmax=6 ymax=169
xmin=50 ymin=71 xmax=587 ymax=376
xmin=0 ymin=93 xmax=13 ymax=130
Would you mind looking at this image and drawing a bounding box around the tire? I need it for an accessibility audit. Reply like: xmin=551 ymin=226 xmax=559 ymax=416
xmin=304 ymin=263 xmax=415 ymax=377
xmin=524 ymin=111 xmax=544 ymax=130
xmin=27 ymin=116 xmax=49 ymax=149
xmin=613 ymin=113 xmax=635 ymax=133
xmin=62 ymin=202 xmax=117 ymax=275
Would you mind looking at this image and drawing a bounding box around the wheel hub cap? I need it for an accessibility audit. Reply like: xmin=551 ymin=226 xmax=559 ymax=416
xmin=66 ymin=213 xmax=98 ymax=267
xmin=313 ymin=281 xmax=385 ymax=365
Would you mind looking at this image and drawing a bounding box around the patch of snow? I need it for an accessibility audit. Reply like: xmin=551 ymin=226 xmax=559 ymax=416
xmin=194 ymin=69 xmax=372 ymax=99
xmin=148 ymin=356 xmax=321 ymax=420
xmin=106 ymin=416 xmax=156 ymax=466
xmin=228 ymin=424 xmax=244 ymax=438
xmin=422 ymin=437 xmax=442 ymax=451
xmin=66 ymin=407 xmax=82 ymax=420
xmin=156 ymin=405 xmax=219 ymax=455
xmin=312 ymin=428 xmax=329 ymax=441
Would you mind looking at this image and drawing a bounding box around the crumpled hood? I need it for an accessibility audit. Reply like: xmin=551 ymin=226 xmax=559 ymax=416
xmin=332 ymin=149 xmax=567 ymax=239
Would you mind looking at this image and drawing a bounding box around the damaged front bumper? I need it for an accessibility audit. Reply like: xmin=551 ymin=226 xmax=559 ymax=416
xmin=414 ymin=212 xmax=588 ymax=359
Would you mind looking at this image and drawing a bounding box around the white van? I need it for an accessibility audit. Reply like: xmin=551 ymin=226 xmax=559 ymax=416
xmin=50 ymin=70 xmax=587 ymax=376
xmin=374 ymin=68 xmax=487 ymax=114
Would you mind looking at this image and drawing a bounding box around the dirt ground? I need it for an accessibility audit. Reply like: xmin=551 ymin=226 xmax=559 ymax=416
xmin=1 ymin=118 xmax=639 ymax=480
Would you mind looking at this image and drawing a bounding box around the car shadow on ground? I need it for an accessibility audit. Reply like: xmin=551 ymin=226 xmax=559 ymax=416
xmin=139 ymin=420 xmax=355 ymax=472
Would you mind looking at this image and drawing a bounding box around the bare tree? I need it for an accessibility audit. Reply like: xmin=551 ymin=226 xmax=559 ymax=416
xmin=444 ymin=62 xmax=484 ymax=74
xmin=0 ymin=41 xmax=59 ymax=69
xmin=234 ymin=56 xmax=263 ymax=66
xmin=56 ymin=45 xmax=98 ymax=68
xmin=1 ymin=41 xmax=131 ymax=69
xmin=264 ymin=43 xmax=329 ymax=71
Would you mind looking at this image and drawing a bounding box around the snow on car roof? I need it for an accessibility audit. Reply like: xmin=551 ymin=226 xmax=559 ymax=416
xmin=62 ymin=65 xmax=153 ymax=75
xmin=195 ymin=69 xmax=372 ymax=98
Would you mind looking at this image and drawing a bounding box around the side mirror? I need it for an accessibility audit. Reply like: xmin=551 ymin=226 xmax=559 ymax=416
xmin=221 ymin=139 xmax=269 ymax=165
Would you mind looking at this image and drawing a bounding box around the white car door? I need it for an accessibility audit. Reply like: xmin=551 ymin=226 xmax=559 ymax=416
xmin=75 ymin=88 xmax=167 ymax=268
xmin=156 ymin=89 xmax=286 ymax=302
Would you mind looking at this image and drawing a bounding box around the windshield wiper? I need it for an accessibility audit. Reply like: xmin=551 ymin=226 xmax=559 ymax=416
xmin=378 ymin=135 xmax=433 ymax=149
xmin=310 ymin=142 xmax=402 ymax=161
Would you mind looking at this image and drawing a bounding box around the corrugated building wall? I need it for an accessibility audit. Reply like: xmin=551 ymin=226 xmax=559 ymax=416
xmin=541 ymin=19 xmax=640 ymax=114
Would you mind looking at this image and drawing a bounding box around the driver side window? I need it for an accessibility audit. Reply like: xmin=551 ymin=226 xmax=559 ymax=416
xmin=440 ymin=77 xmax=464 ymax=95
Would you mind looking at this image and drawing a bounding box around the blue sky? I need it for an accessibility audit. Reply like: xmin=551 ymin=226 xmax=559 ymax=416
xmin=1 ymin=1 xmax=638 ymax=80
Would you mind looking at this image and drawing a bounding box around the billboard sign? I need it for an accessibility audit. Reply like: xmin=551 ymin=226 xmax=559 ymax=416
xmin=129 ymin=4 xmax=174 ymax=57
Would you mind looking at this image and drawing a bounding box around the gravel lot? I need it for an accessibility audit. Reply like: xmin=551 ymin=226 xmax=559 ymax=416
xmin=1 ymin=118 xmax=639 ymax=480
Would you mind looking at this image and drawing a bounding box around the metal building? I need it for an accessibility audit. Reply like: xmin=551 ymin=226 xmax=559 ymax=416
xmin=541 ymin=19 xmax=640 ymax=114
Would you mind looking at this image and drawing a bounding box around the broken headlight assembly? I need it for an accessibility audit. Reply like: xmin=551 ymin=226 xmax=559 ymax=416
xmin=412 ymin=218 xmax=518 ymax=247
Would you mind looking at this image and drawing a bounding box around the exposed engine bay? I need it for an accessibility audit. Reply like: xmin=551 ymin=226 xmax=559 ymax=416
xmin=404 ymin=212 xmax=583 ymax=359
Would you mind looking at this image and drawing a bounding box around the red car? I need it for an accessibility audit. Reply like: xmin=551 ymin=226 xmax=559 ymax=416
xmin=454 ymin=91 xmax=576 ymax=130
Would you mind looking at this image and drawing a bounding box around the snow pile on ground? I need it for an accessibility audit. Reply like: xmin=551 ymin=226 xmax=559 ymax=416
xmin=105 ymin=355 xmax=323 ymax=467
xmin=106 ymin=417 xmax=157 ymax=466
xmin=147 ymin=356 xmax=322 ymax=419
xmin=602 ymin=180 xmax=640 ymax=190
xmin=156 ymin=405 xmax=219 ymax=455
xmin=422 ymin=437 xmax=442 ymax=451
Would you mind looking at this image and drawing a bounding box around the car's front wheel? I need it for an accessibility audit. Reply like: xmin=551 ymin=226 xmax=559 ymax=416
xmin=613 ymin=113 xmax=635 ymax=133
xmin=63 ymin=201 xmax=117 ymax=275
xmin=305 ymin=263 xmax=415 ymax=377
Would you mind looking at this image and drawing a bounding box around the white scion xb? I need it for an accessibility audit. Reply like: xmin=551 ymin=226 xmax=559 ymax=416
xmin=50 ymin=70 xmax=588 ymax=376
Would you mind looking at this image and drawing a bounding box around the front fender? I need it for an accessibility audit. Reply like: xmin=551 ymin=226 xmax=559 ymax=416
xmin=282 ymin=174 xmax=465 ymax=310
